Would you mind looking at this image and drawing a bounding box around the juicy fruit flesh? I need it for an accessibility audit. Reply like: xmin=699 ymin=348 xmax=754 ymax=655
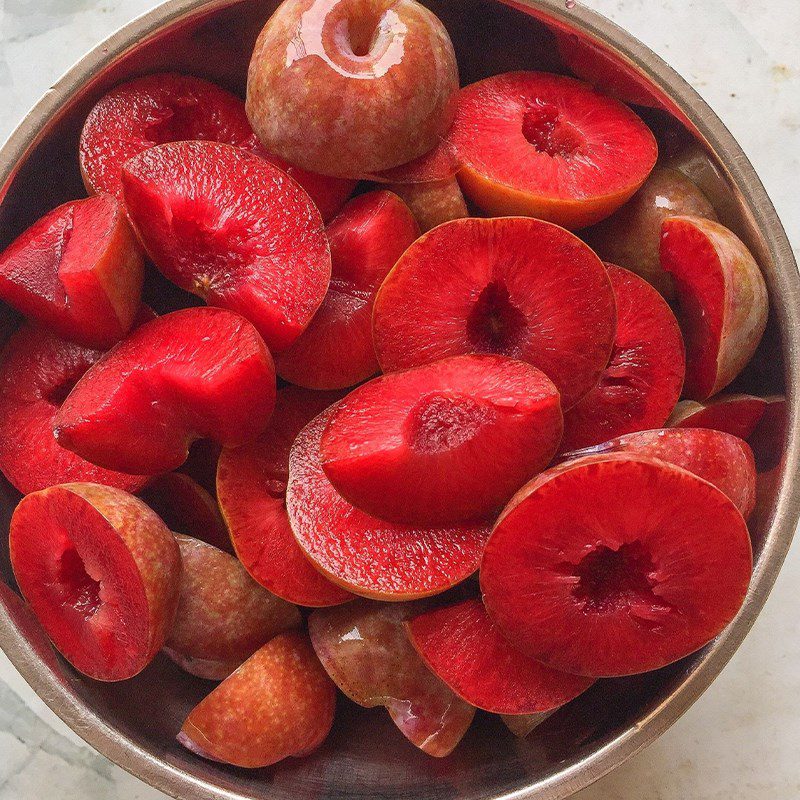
xmin=320 ymin=354 xmax=563 ymax=524
xmin=217 ymin=386 xmax=352 ymax=607
xmin=122 ymin=141 xmax=331 ymax=353
xmin=287 ymin=405 xmax=492 ymax=599
xmin=275 ymin=191 xmax=418 ymax=389
xmin=9 ymin=484 xmax=180 ymax=681
xmin=177 ymin=631 xmax=336 ymax=768
xmin=309 ymin=600 xmax=475 ymax=757
xmin=53 ymin=307 xmax=276 ymax=475
xmin=560 ymin=265 xmax=685 ymax=451
xmin=372 ymin=216 xmax=616 ymax=409
xmin=668 ymin=394 xmax=767 ymax=441
xmin=0 ymin=194 xmax=143 ymax=348
xmin=407 ymin=599 xmax=593 ymax=714
xmin=481 ymin=454 xmax=753 ymax=676
xmin=450 ymin=71 xmax=658 ymax=226
xmin=0 ymin=324 xmax=149 ymax=494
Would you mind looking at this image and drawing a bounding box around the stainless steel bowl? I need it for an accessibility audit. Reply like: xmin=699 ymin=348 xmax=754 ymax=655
xmin=0 ymin=1 xmax=797 ymax=798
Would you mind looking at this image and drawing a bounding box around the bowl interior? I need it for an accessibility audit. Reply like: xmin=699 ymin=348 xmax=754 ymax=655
xmin=0 ymin=2 xmax=794 ymax=799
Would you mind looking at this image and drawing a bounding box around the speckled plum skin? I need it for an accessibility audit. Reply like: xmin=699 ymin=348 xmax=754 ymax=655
xmin=246 ymin=0 xmax=459 ymax=178
xmin=387 ymin=178 xmax=468 ymax=232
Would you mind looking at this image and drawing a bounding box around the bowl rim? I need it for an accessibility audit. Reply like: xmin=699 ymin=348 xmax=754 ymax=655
xmin=0 ymin=1 xmax=798 ymax=798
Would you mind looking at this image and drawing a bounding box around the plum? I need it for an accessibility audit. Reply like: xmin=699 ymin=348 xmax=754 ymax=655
xmin=667 ymin=393 xmax=767 ymax=440
xmin=386 ymin=178 xmax=469 ymax=232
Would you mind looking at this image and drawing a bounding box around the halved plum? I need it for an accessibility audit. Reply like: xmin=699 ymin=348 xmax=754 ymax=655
xmin=122 ymin=140 xmax=331 ymax=353
xmin=10 ymin=483 xmax=180 ymax=681
xmin=217 ymin=386 xmax=352 ymax=607
xmin=309 ymin=600 xmax=475 ymax=757
xmin=481 ymin=454 xmax=752 ymax=676
xmin=140 ymin=473 xmax=230 ymax=552
xmin=566 ymin=428 xmax=757 ymax=519
xmin=0 ymin=323 xmax=149 ymax=495
xmin=449 ymin=72 xmax=658 ymax=229
xmin=372 ymin=217 xmax=616 ymax=409
xmin=178 ymin=631 xmax=336 ymax=768
xmin=661 ymin=216 xmax=768 ymax=400
xmin=165 ymin=535 xmax=301 ymax=680
xmin=667 ymin=393 xmax=767 ymax=441
xmin=407 ymin=599 xmax=593 ymax=714
xmin=0 ymin=195 xmax=143 ymax=348
xmin=386 ymin=178 xmax=469 ymax=233
xmin=287 ymin=405 xmax=492 ymax=599
xmin=560 ymin=265 xmax=685 ymax=451
xmin=321 ymin=355 xmax=563 ymax=525
xmin=54 ymin=308 xmax=276 ymax=475
xmin=275 ymin=191 xmax=418 ymax=389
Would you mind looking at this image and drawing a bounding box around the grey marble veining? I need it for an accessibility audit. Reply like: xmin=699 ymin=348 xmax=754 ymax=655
xmin=0 ymin=1 xmax=798 ymax=798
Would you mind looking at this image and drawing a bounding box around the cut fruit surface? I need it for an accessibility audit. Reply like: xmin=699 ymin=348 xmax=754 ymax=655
xmin=0 ymin=324 xmax=149 ymax=495
xmin=0 ymin=195 xmax=143 ymax=348
xmin=178 ymin=631 xmax=336 ymax=768
xmin=667 ymin=393 xmax=767 ymax=441
xmin=407 ymin=599 xmax=593 ymax=714
xmin=287 ymin=405 xmax=492 ymax=599
xmin=276 ymin=191 xmax=418 ymax=389
xmin=373 ymin=216 xmax=616 ymax=409
xmin=387 ymin=178 xmax=469 ymax=233
xmin=10 ymin=483 xmax=180 ymax=681
xmin=661 ymin=216 xmax=768 ymax=400
xmin=481 ymin=454 xmax=752 ymax=676
xmin=122 ymin=140 xmax=330 ymax=353
xmin=54 ymin=307 xmax=276 ymax=475
xmin=141 ymin=473 xmax=230 ymax=552
xmin=309 ymin=600 xmax=475 ymax=757
xmin=217 ymin=386 xmax=352 ymax=607
xmin=560 ymin=265 xmax=685 ymax=451
xmin=321 ymin=355 xmax=563 ymax=524
xmin=449 ymin=72 xmax=658 ymax=229
xmin=565 ymin=428 xmax=757 ymax=519
xmin=165 ymin=535 xmax=301 ymax=681
xmin=80 ymin=73 xmax=258 ymax=199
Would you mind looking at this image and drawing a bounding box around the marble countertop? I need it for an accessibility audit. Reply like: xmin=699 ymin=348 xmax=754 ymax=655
xmin=0 ymin=1 xmax=798 ymax=798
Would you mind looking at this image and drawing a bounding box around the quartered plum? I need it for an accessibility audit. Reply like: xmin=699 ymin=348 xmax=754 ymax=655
xmin=320 ymin=355 xmax=563 ymax=524
xmin=386 ymin=178 xmax=469 ymax=233
xmin=588 ymin=166 xmax=717 ymax=299
xmin=122 ymin=141 xmax=331 ymax=353
xmin=560 ymin=265 xmax=685 ymax=451
xmin=141 ymin=473 xmax=230 ymax=552
xmin=10 ymin=483 xmax=180 ymax=681
xmin=0 ymin=324 xmax=149 ymax=494
xmin=54 ymin=308 xmax=276 ymax=475
xmin=407 ymin=599 xmax=593 ymax=714
xmin=287 ymin=405 xmax=492 ymax=599
xmin=276 ymin=191 xmax=418 ymax=389
xmin=661 ymin=216 xmax=768 ymax=400
xmin=165 ymin=535 xmax=301 ymax=680
xmin=246 ymin=0 xmax=459 ymax=177
xmin=0 ymin=195 xmax=143 ymax=348
xmin=481 ymin=454 xmax=752 ymax=676
xmin=566 ymin=428 xmax=757 ymax=519
xmin=309 ymin=600 xmax=475 ymax=757
xmin=373 ymin=217 xmax=616 ymax=409
xmin=449 ymin=72 xmax=658 ymax=229
xmin=178 ymin=631 xmax=336 ymax=768
xmin=217 ymin=386 xmax=352 ymax=607
xmin=667 ymin=393 xmax=767 ymax=441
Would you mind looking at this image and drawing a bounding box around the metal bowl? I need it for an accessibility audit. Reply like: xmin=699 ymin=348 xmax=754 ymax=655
xmin=0 ymin=1 xmax=797 ymax=798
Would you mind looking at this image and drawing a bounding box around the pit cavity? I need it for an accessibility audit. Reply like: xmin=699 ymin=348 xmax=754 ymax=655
xmin=47 ymin=374 xmax=81 ymax=406
xmin=407 ymin=393 xmax=496 ymax=454
xmin=570 ymin=541 xmax=668 ymax=615
xmin=466 ymin=281 xmax=528 ymax=356
xmin=146 ymin=99 xmax=203 ymax=145
xmin=522 ymin=102 xmax=583 ymax=158
xmin=58 ymin=546 xmax=102 ymax=619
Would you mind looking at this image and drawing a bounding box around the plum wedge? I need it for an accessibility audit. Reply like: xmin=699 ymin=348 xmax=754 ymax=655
xmin=122 ymin=141 xmax=331 ymax=353
xmin=54 ymin=308 xmax=276 ymax=475
xmin=667 ymin=393 xmax=767 ymax=440
xmin=320 ymin=355 xmax=563 ymax=524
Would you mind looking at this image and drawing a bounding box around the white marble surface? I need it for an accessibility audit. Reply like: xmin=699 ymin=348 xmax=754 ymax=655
xmin=0 ymin=1 xmax=799 ymax=798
